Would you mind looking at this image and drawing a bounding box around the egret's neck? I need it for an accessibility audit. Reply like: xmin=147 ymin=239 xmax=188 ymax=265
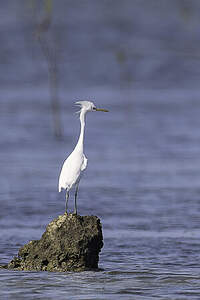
xmin=75 ymin=109 xmax=86 ymax=152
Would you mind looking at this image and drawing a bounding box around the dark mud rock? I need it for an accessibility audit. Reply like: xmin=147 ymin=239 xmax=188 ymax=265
xmin=0 ymin=265 xmax=7 ymax=269
xmin=7 ymin=214 xmax=103 ymax=272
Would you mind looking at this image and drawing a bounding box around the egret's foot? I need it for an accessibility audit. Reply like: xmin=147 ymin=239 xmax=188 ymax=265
xmin=73 ymin=210 xmax=77 ymax=215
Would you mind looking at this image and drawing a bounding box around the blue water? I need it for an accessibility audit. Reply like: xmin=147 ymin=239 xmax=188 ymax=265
xmin=1 ymin=1 xmax=200 ymax=299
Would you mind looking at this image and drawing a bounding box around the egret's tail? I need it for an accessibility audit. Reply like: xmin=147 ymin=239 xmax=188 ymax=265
xmin=58 ymin=182 xmax=62 ymax=192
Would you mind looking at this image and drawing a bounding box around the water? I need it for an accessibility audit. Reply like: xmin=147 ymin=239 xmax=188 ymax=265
xmin=1 ymin=89 xmax=200 ymax=299
xmin=1 ymin=1 xmax=200 ymax=299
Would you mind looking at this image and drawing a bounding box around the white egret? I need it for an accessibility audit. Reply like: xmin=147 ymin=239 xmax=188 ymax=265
xmin=58 ymin=101 xmax=108 ymax=214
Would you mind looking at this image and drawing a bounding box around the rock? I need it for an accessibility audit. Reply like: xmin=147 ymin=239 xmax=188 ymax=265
xmin=0 ymin=265 xmax=7 ymax=269
xmin=7 ymin=214 xmax=103 ymax=272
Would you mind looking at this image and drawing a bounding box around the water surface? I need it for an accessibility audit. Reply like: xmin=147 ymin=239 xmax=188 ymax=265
xmin=1 ymin=1 xmax=200 ymax=299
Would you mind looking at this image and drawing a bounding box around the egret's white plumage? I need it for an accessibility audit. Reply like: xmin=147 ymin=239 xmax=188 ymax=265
xmin=58 ymin=100 xmax=108 ymax=214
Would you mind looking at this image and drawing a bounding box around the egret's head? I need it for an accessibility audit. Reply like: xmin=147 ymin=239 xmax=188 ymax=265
xmin=76 ymin=101 xmax=108 ymax=113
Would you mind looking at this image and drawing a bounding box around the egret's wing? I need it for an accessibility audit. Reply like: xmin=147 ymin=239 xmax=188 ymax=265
xmin=81 ymin=154 xmax=88 ymax=171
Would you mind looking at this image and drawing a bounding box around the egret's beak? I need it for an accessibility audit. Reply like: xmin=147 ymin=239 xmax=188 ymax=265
xmin=95 ymin=108 xmax=109 ymax=112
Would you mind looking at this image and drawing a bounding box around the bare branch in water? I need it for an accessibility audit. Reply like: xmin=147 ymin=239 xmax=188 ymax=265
xmin=32 ymin=0 xmax=63 ymax=139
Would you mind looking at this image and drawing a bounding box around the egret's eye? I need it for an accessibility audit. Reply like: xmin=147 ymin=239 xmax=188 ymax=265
xmin=93 ymin=107 xmax=97 ymax=111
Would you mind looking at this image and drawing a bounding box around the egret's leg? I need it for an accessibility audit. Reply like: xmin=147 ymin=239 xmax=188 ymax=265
xmin=74 ymin=183 xmax=79 ymax=215
xmin=65 ymin=191 xmax=69 ymax=213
